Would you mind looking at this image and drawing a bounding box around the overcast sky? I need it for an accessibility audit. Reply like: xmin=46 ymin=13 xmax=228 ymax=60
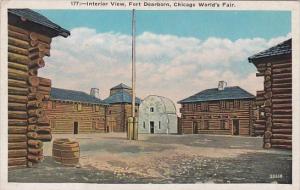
xmin=37 ymin=10 xmax=291 ymax=112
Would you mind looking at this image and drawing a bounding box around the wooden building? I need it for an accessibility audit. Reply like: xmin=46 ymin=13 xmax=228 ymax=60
xmin=104 ymin=83 xmax=141 ymax=132
xmin=178 ymin=81 xmax=255 ymax=136
xmin=248 ymin=39 xmax=292 ymax=149
xmin=45 ymin=88 xmax=108 ymax=134
xmin=7 ymin=9 xmax=70 ymax=168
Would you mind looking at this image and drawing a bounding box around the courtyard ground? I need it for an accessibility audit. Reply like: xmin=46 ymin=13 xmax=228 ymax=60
xmin=8 ymin=133 xmax=292 ymax=183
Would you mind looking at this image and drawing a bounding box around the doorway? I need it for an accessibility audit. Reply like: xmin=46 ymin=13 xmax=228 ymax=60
xmin=150 ymin=121 xmax=155 ymax=134
xmin=74 ymin=122 xmax=79 ymax=134
xmin=233 ymin=119 xmax=239 ymax=135
xmin=192 ymin=121 xmax=198 ymax=134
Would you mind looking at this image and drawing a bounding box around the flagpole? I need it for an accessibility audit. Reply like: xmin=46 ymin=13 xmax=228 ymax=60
xmin=132 ymin=9 xmax=136 ymax=118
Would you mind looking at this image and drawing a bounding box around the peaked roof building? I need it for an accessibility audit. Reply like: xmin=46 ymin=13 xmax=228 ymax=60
xmin=50 ymin=88 xmax=107 ymax=105
xmin=178 ymin=86 xmax=255 ymax=104
xmin=104 ymin=83 xmax=141 ymax=105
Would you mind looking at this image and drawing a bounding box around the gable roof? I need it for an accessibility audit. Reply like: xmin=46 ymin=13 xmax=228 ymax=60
xmin=111 ymin=83 xmax=132 ymax=90
xmin=50 ymin=88 xmax=107 ymax=105
xmin=178 ymin=86 xmax=255 ymax=104
xmin=248 ymin=39 xmax=291 ymax=63
xmin=104 ymin=91 xmax=141 ymax=105
xmin=8 ymin=9 xmax=70 ymax=38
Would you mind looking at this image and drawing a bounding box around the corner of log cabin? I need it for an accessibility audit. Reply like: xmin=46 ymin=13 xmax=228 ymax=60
xmin=8 ymin=9 xmax=70 ymax=168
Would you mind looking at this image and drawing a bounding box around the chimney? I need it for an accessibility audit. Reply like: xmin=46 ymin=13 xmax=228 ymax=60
xmin=90 ymin=88 xmax=100 ymax=99
xmin=218 ymin=81 xmax=227 ymax=91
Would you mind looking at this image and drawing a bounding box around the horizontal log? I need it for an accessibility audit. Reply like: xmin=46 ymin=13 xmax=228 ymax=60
xmin=272 ymin=134 xmax=292 ymax=140
xmin=8 ymin=126 xmax=27 ymax=134
xmin=29 ymin=87 xmax=37 ymax=93
xmin=272 ymin=73 xmax=292 ymax=79
xmin=8 ymin=25 xmax=29 ymax=35
xmin=271 ymin=144 xmax=292 ymax=149
xmin=8 ymin=45 xmax=29 ymax=56
xmin=272 ymin=62 xmax=291 ymax=69
xmin=9 ymin=30 xmax=30 ymax=41
xmin=37 ymin=117 xmax=50 ymax=126
xmin=272 ymin=99 xmax=291 ymax=104
xmin=272 ymin=94 xmax=292 ymax=99
xmin=272 ymin=68 xmax=291 ymax=74
xmin=28 ymin=148 xmax=43 ymax=155
xmin=28 ymin=139 xmax=43 ymax=148
xmin=272 ymin=128 xmax=292 ymax=134
xmin=28 ymin=154 xmax=43 ymax=162
xmin=255 ymin=120 xmax=265 ymax=125
xmin=28 ymin=124 xmax=37 ymax=132
xmin=273 ymin=110 xmax=292 ymax=115
xmin=273 ymin=123 xmax=292 ymax=128
xmin=27 ymin=132 xmax=38 ymax=139
xmin=8 ymin=149 xmax=27 ymax=158
xmin=8 ymin=86 xmax=28 ymax=96
xmin=272 ymin=114 xmax=292 ymax=119
xmin=8 ymin=134 xmax=27 ymax=142
xmin=28 ymin=109 xmax=43 ymax=118
xmin=8 ymin=78 xmax=27 ymax=88
xmin=8 ymin=157 xmax=27 ymax=166
xmin=28 ymin=93 xmax=44 ymax=101
xmin=8 ymin=102 xmax=27 ymax=111
xmin=30 ymin=32 xmax=52 ymax=44
xmin=8 ymin=142 xmax=27 ymax=150
xmin=37 ymin=134 xmax=52 ymax=141
xmin=8 ymin=37 xmax=30 ymax=49
xmin=28 ymin=76 xmax=40 ymax=87
xmin=37 ymin=126 xmax=51 ymax=134
xmin=271 ymin=139 xmax=292 ymax=145
xmin=272 ymin=103 xmax=292 ymax=109
xmin=272 ymin=83 xmax=292 ymax=89
xmin=29 ymin=58 xmax=45 ymax=69
xmin=8 ymin=61 xmax=28 ymax=72
xmin=273 ymin=78 xmax=292 ymax=84
xmin=37 ymin=86 xmax=51 ymax=92
xmin=8 ymin=94 xmax=28 ymax=104
xmin=254 ymin=124 xmax=265 ymax=130
xmin=43 ymin=95 xmax=50 ymax=100
xmin=27 ymin=100 xmax=42 ymax=108
xmin=38 ymin=77 xmax=51 ymax=87
xmin=28 ymin=117 xmax=37 ymax=125
xmin=256 ymin=72 xmax=264 ymax=77
xmin=272 ymin=119 xmax=292 ymax=124
xmin=8 ymin=119 xmax=27 ymax=126
xmin=8 ymin=68 xmax=28 ymax=81
xmin=272 ymin=88 xmax=292 ymax=94
xmin=8 ymin=111 xmax=27 ymax=119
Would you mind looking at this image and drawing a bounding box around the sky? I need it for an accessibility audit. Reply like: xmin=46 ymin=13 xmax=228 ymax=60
xmin=36 ymin=10 xmax=291 ymax=112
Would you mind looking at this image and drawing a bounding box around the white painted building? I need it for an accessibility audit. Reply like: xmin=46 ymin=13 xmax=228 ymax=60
xmin=138 ymin=95 xmax=178 ymax=134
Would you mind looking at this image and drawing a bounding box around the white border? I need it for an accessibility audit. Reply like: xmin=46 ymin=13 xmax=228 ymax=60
xmin=0 ymin=1 xmax=299 ymax=190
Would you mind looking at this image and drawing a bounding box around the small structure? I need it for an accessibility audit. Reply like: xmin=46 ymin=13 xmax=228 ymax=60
xmin=7 ymin=9 xmax=69 ymax=168
xmin=138 ymin=95 xmax=178 ymax=134
xmin=104 ymin=83 xmax=141 ymax=132
xmin=45 ymin=87 xmax=108 ymax=134
xmin=248 ymin=39 xmax=292 ymax=149
xmin=178 ymin=82 xmax=255 ymax=135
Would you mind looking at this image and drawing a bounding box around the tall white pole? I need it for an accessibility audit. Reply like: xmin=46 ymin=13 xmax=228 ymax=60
xmin=132 ymin=9 xmax=136 ymax=117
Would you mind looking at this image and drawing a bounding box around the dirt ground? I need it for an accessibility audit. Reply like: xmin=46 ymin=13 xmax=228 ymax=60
xmin=8 ymin=133 xmax=292 ymax=183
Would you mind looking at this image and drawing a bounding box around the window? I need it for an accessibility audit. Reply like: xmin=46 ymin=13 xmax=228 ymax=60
xmin=159 ymin=121 xmax=161 ymax=129
xmin=203 ymin=120 xmax=209 ymax=129
xmin=77 ymin=103 xmax=82 ymax=111
xmin=150 ymin=107 xmax=154 ymax=112
xmin=220 ymin=120 xmax=225 ymax=129
xmin=94 ymin=105 xmax=100 ymax=112
xmin=193 ymin=104 xmax=197 ymax=111
xmin=143 ymin=122 xmax=146 ymax=129
xmin=52 ymin=101 xmax=56 ymax=109
xmin=220 ymin=101 xmax=232 ymax=110
xmin=51 ymin=120 xmax=56 ymax=129
xmin=201 ymin=103 xmax=209 ymax=112
xmin=92 ymin=121 xmax=97 ymax=130
xmin=233 ymin=100 xmax=241 ymax=109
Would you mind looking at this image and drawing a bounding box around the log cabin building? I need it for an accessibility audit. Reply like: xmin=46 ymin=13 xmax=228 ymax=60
xmin=178 ymin=81 xmax=255 ymax=136
xmin=44 ymin=88 xmax=108 ymax=134
xmin=104 ymin=83 xmax=141 ymax=132
xmin=7 ymin=9 xmax=70 ymax=168
xmin=248 ymin=39 xmax=292 ymax=149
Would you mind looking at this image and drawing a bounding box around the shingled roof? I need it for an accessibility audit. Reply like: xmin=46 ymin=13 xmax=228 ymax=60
xmin=104 ymin=91 xmax=141 ymax=105
xmin=8 ymin=9 xmax=70 ymax=38
xmin=178 ymin=86 xmax=255 ymax=104
xmin=50 ymin=88 xmax=107 ymax=105
xmin=248 ymin=38 xmax=291 ymax=63
xmin=111 ymin=83 xmax=132 ymax=90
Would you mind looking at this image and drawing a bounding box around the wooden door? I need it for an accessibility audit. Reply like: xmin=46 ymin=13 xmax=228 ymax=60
xmin=193 ymin=121 xmax=198 ymax=134
xmin=74 ymin=122 xmax=79 ymax=134
xmin=233 ymin=119 xmax=239 ymax=135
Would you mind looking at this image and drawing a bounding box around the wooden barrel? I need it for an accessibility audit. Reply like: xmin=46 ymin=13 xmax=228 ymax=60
xmin=52 ymin=138 xmax=80 ymax=166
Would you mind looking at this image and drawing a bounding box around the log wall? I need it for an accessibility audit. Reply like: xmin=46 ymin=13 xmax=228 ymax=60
xmin=254 ymin=59 xmax=292 ymax=149
xmin=44 ymin=100 xmax=106 ymax=134
xmin=180 ymin=99 xmax=255 ymax=136
xmin=8 ymin=25 xmax=54 ymax=167
xmin=106 ymin=104 xmax=139 ymax=132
